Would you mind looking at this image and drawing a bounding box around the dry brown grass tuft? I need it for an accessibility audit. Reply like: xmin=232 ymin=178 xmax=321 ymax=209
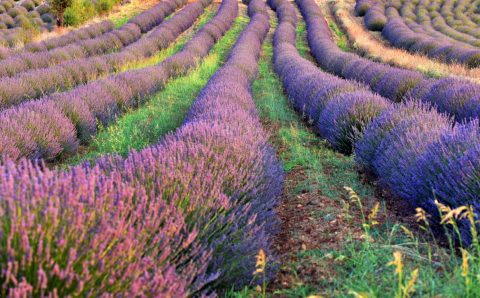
xmin=330 ymin=0 xmax=480 ymax=83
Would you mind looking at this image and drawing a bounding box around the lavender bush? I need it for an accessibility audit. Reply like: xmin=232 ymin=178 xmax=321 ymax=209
xmin=25 ymin=20 xmax=114 ymax=52
xmin=380 ymin=7 xmax=480 ymax=68
xmin=318 ymin=90 xmax=390 ymax=154
xmin=298 ymin=0 xmax=480 ymax=121
xmin=272 ymin=0 xmax=389 ymax=154
xmin=355 ymin=0 xmax=373 ymax=16
xmin=364 ymin=2 xmax=386 ymax=31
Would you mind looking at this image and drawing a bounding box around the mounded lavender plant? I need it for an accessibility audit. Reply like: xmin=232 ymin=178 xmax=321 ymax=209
xmin=355 ymin=100 xmax=433 ymax=174
xmin=318 ymin=90 xmax=391 ymax=154
xmin=364 ymin=2 xmax=387 ymax=31
xmin=372 ymin=109 xmax=453 ymax=200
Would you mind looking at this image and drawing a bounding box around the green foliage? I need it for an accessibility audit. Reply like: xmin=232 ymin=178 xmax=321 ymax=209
xmin=49 ymin=0 xmax=73 ymax=26
xmin=63 ymin=0 xmax=95 ymax=26
xmin=95 ymin=0 xmax=119 ymax=14
xmin=328 ymin=20 xmax=350 ymax=51
xmin=62 ymin=0 xmax=120 ymax=27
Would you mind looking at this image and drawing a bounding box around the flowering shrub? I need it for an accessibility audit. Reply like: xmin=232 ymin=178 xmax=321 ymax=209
xmin=318 ymin=90 xmax=390 ymax=154
xmin=364 ymin=2 xmax=386 ymax=31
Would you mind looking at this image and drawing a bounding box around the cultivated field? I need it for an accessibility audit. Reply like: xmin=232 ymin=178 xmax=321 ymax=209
xmin=1 ymin=0 xmax=480 ymax=296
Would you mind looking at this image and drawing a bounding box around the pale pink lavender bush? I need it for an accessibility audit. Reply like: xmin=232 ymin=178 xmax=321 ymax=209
xmin=24 ymin=20 xmax=115 ymax=54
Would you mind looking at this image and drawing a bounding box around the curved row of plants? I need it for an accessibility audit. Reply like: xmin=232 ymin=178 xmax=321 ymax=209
xmin=357 ymin=0 xmax=480 ymax=67
xmin=0 ymin=0 xmax=183 ymax=79
xmin=401 ymin=0 xmax=480 ymax=46
xmin=301 ymin=0 xmax=480 ymax=123
xmin=333 ymin=0 xmax=480 ymax=83
xmin=0 ymin=0 xmax=236 ymax=162
xmin=24 ymin=19 xmax=115 ymax=52
xmin=0 ymin=18 xmax=114 ymax=59
xmin=0 ymin=0 xmax=210 ymax=110
xmin=273 ymin=0 xmax=480 ymax=244
xmin=0 ymin=0 xmax=283 ymax=295
xmin=450 ymin=0 xmax=480 ymax=26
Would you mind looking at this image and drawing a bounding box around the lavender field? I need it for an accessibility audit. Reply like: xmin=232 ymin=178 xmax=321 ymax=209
xmin=2 ymin=0 xmax=480 ymax=296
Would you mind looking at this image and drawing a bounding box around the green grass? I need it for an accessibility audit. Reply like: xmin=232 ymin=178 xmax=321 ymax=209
xmin=295 ymin=19 xmax=312 ymax=59
xmin=328 ymin=20 xmax=350 ymax=51
xmin=67 ymin=12 xmax=249 ymax=164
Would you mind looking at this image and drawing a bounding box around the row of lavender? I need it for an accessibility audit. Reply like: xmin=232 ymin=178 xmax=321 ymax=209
xmin=0 ymin=0 xmax=183 ymax=79
xmin=0 ymin=19 xmax=115 ymax=59
xmin=24 ymin=20 xmax=115 ymax=53
xmin=303 ymin=0 xmax=480 ymax=123
xmin=274 ymin=0 xmax=480 ymax=243
xmin=357 ymin=0 xmax=480 ymax=67
xmin=398 ymin=0 xmax=480 ymax=47
xmin=0 ymin=0 xmax=209 ymax=110
xmin=0 ymin=0 xmax=239 ymax=162
xmin=441 ymin=0 xmax=480 ymax=35
xmin=0 ymin=0 xmax=282 ymax=295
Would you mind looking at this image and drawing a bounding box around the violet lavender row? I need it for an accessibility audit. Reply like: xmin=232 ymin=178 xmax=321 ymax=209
xmin=271 ymin=0 xmax=390 ymax=155
xmin=396 ymin=0 xmax=480 ymax=48
xmin=297 ymin=0 xmax=480 ymax=123
xmin=273 ymin=0 xmax=480 ymax=244
xmin=0 ymin=0 xmax=237 ymax=162
xmin=0 ymin=0 xmax=184 ymax=79
xmin=0 ymin=0 xmax=210 ymax=110
xmin=381 ymin=3 xmax=480 ymax=67
xmin=0 ymin=0 xmax=281 ymax=295
xmin=24 ymin=20 xmax=115 ymax=53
